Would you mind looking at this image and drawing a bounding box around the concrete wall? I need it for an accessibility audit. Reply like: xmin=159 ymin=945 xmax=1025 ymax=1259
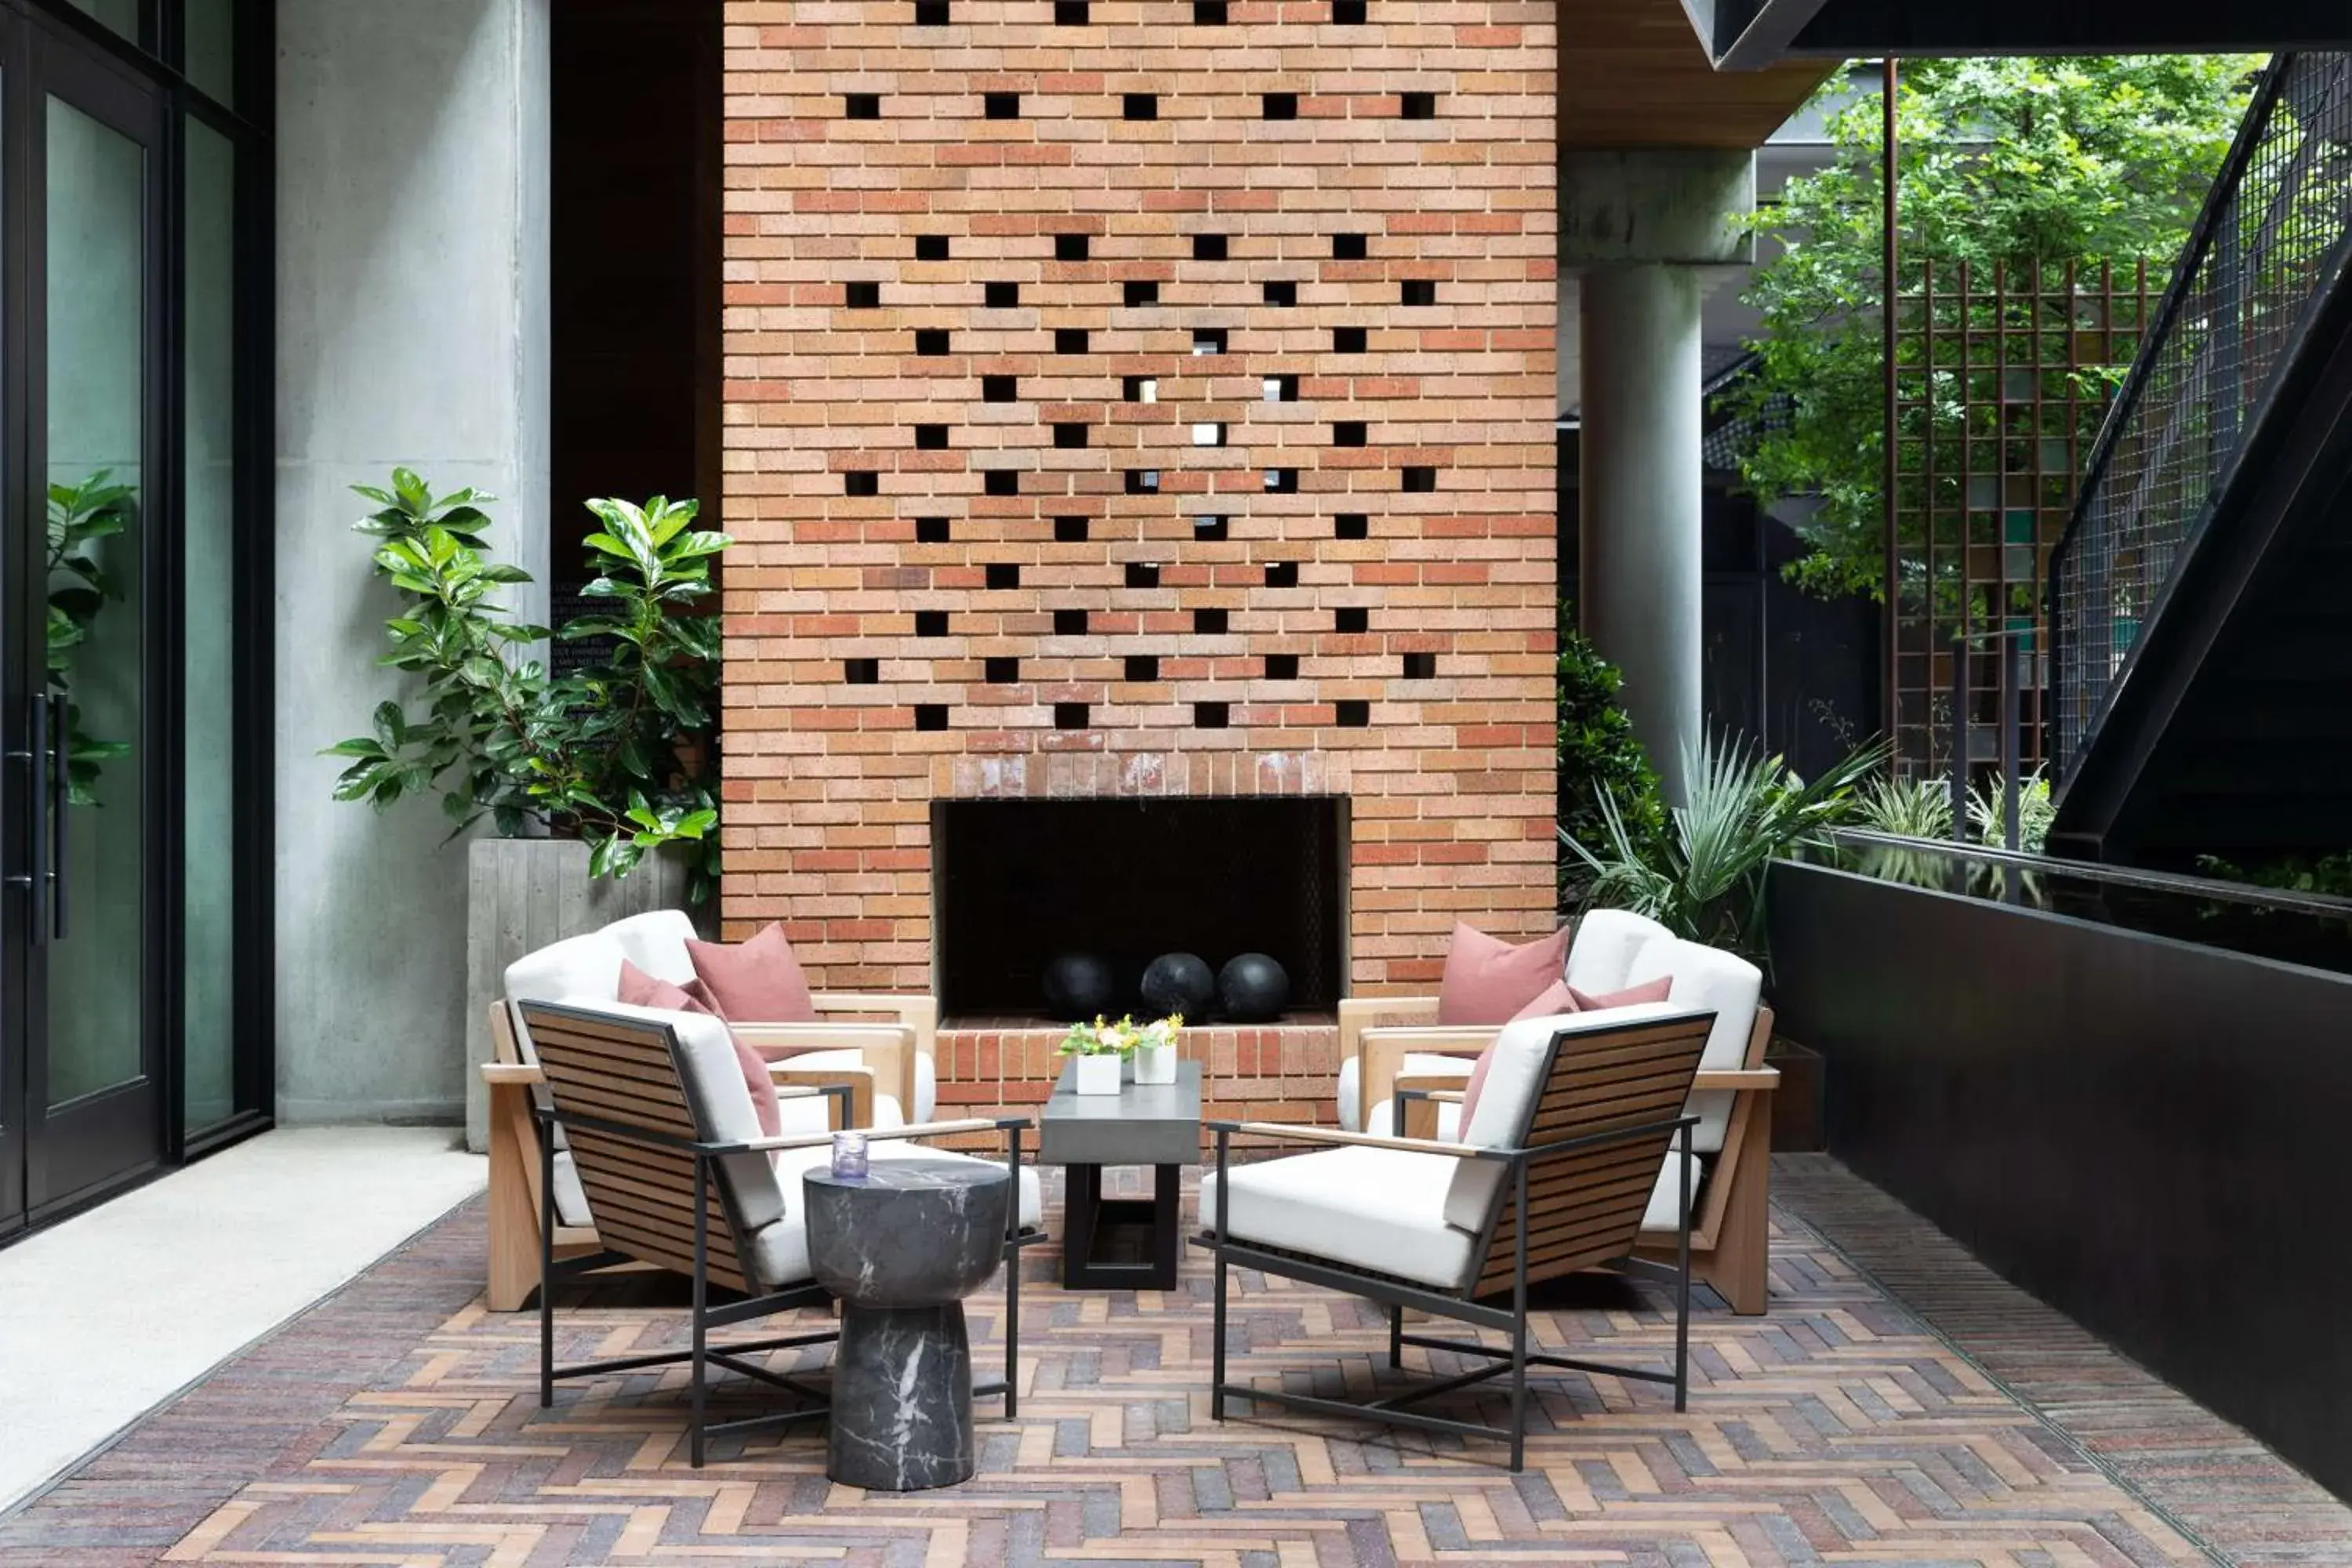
xmin=275 ymin=0 xmax=549 ymax=1123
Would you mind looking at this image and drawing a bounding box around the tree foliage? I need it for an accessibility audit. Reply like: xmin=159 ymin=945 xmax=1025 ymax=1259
xmin=1725 ymin=55 xmax=2261 ymax=600
xmin=1556 ymin=628 xmax=1666 ymax=907
xmin=325 ymin=470 xmax=729 ymax=900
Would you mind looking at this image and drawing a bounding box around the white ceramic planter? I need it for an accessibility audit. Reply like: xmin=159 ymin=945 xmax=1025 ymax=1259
xmin=1133 ymin=1041 xmax=1178 ymax=1085
xmin=1072 ymin=1054 xmax=1124 ymax=1095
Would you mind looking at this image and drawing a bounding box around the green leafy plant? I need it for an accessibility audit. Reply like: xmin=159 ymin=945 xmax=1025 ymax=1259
xmin=47 ymin=472 xmax=135 ymax=806
xmin=325 ymin=469 xmax=729 ymax=900
xmin=1966 ymin=769 xmax=2056 ymax=854
xmin=1557 ymin=627 xmax=1667 ymax=906
xmin=2195 ymin=851 xmax=2352 ymax=902
xmin=1724 ymin=55 xmax=2261 ymax=599
xmin=1057 ymin=1014 xmax=1182 ymax=1058
xmin=1562 ymin=732 xmax=1889 ymax=963
xmin=1856 ymin=773 xmax=1955 ymax=840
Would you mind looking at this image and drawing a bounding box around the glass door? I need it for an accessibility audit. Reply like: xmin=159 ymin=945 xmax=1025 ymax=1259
xmin=17 ymin=16 xmax=163 ymax=1218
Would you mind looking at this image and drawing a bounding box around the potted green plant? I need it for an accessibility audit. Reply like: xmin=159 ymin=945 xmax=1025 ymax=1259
xmin=325 ymin=470 xmax=729 ymax=1149
xmin=1058 ymin=1013 xmax=1181 ymax=1094
xmin=1058 ymin=1017 xmax=1128 ymax=1096
xmin=1131 ymin=1013 xmax=1182 ymax=1085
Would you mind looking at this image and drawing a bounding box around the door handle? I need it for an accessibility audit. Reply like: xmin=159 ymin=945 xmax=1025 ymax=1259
xmin=8 ymin=693 xmax=49 ymax=947
xmin=48 ymin=691 xmax=67 ymax=942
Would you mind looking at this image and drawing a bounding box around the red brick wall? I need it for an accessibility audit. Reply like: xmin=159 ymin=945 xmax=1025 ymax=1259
xmin=720 ymin=0 xmax=1559 ymax=1009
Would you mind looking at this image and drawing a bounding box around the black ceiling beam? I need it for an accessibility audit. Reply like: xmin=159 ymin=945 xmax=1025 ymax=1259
xmin=1773 ymin=0 xmax=2352 ymax=59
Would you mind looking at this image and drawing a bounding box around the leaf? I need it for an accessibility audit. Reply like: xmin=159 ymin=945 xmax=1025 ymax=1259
xmin=372 ymin=700 xmax=408 ymax=750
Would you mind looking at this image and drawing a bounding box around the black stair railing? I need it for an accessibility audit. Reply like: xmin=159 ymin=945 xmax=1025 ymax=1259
xmin=2049 ymin=53 xmax=2352 ymax=782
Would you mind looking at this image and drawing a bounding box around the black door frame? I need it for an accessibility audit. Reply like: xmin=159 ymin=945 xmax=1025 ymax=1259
xmin=0 ymin=0 xmax=274 ymax=1243
xmin=19 ymin=8 xmax=169 ymax=1219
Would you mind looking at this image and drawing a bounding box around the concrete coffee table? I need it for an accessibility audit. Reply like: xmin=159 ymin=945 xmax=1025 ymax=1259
xmin=802 ymin=1159 xmax=1011 ymax=1490
xmin=1037 ymin=1061 xmax=1200 ymax=1290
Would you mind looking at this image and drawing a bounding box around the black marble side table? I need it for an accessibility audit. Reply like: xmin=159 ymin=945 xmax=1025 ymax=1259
xmin=803 ymin=1159 xmax=1011 ymax=1490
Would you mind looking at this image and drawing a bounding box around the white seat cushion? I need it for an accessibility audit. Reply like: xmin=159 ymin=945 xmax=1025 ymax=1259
xmin=602 ymin=909 xmax=700 ymax=986
xmin=1642 ymin=1149 xmax=1704 ymax=1235
xmin=1201 ymin=1145 xmax=1475 ymax=1291
xmin=1621 ymin=938 xmax=1761 ymax=1154
xmin=770 ymin=1048 xmax=907 ymax=1132
xmin=1367 ymin=1096 xmax=1464 ymax=1142
xmin=1563 ymin=909 xmax=1675 ymax=993
xmin=550 ymin=1149 xmax=591 ymax=1228
xmin=1336 ymin=1052 xmax=1472 ymax=1133
xmin=1441 ymin=1001 xmax=1688 ymax=1232
xmin=749 ymin=1142 xmax=1042 ymax=1290
xmin=505 ymin=929 xmax=627 ymax=1011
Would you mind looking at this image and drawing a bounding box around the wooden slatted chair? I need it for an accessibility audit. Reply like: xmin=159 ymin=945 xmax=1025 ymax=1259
xmin=1196 ymin=1004 xmax=1714 ymax=1471
xmin=1341 ymin=911 xmax=1780 ymax=1316
xmin=519 ymin=999 xmax=1043 ymax=1467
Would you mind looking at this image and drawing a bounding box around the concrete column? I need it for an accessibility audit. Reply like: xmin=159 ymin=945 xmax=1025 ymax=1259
xmin=275 ymin=0 xmax=550 ymax=1124
xmin=1580 ymin=263 xmax=1704 ymax=802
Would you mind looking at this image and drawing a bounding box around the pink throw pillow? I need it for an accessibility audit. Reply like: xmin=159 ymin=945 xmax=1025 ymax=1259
xmin=686 ymin=922 xmax=817 ymax=1024
xmin=619 ymin=960 xmax=783 ymax=1138
xmin=1569 ymin=975 xmax=1675 ymax=1011
xmin=1507 ymin=978 xmax=1577 ymax=1022
xmin=1436 ymin=921 xmax=1572 ymax=1025
xmin=1457 ymin=1040 xmax=1501 ymax=1134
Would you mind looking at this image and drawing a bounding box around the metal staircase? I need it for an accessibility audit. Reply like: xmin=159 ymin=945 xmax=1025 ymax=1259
xmin=2047 ymin=53 xmax=2352 ymax=864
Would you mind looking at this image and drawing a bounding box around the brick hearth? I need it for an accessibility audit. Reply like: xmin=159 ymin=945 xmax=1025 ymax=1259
xmin=720 ymin=0 xmax=1559 ymax=1124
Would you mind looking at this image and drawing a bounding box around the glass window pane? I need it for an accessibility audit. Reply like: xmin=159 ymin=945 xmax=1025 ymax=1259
xmin=45 ymin=97 xmax=147 ymax=1109
xmin=186 ymin=0 xmax=236 ymax=108
xmin=185 ymin=121 xmax=236 ymax=1132
xmin=63 ymin=0 xmax=140 ymax=42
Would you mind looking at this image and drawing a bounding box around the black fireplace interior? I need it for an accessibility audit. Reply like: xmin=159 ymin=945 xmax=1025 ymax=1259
xmin=934 ymin=796 xmax=1347 ymax=1022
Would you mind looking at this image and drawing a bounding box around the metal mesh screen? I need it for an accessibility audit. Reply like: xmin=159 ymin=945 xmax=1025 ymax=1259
xmin=1889 ymin=257 xmax=2154 ymax=781
xmin=2050 ymin=53 xmax=2352 ymax=779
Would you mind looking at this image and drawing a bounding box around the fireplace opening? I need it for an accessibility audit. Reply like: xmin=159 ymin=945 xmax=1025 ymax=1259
xmin=934 ymin=796 xmax=1347 ymax=1022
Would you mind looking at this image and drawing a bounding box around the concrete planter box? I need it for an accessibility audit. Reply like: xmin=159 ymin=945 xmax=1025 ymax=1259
xmin=462 ymin=837 xmax=698 ymax=1151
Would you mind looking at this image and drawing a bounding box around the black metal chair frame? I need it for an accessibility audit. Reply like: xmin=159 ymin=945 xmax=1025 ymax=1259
xmin=1194 ymin=1105 xmax=1697 ymax=1472
xmin=534 ymin=1101 xmax=1045 ymax=1467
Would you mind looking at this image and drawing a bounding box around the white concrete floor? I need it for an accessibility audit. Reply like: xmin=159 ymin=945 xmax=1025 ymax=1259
xmin=0 ymin=1127 xmax=485 ymax=1512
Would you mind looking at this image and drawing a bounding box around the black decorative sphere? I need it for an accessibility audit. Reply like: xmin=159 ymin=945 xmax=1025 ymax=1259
xmin=1041 ymin=951 xmax=1116 ymax=1021
xmin=1218 ymin=953 xmax=1290 ymax=1022
xmin=1141 ymin=952 xmax=1215 ymax=1018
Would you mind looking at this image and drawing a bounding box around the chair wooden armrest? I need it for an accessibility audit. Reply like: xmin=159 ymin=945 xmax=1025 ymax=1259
xmin=735 ymin=1022 xmax=910 ymax=1129
xmin=1338 ymin=995 xmax=1442 ymax=1073
xmin=809 ymin=993 xmax=937 ymax=1112
xmin=1359 ymin=1026 xmax=1495 ymax=1131
xmin=769 ymin=1062 xmax=877 ymax=1131
xmin=481 ymin=1062 xmax=540 ymax=1087
xmin=1693 ymin=1067 xmax=1779 ymax=1092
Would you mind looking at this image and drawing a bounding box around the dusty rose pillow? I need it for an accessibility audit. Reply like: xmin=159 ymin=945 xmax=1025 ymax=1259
xmin=1507 ymin=978 xmax=1577 ymax=1022
xmin=1436 ymin=921 xmax=1572 ymax=1025
xmin=618 ymin=959 xmax=783 ymax=1139
xmin=685 ymin=922 xmax=817 ymax=1024
xmin=1457 ymin=1040 xmax=1503 ymax=1133
xmin=1569 ymin=975 xmax=1675 ymax=1011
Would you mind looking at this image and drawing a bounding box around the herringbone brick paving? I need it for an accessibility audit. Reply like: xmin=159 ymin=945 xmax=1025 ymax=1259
xmin=5 ymin=1161 xmax=2347 ymax=1566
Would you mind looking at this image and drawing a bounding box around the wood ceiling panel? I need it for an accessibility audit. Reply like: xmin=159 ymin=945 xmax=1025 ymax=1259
xmin=1560 ymin=0 xmax=1838 ymax=149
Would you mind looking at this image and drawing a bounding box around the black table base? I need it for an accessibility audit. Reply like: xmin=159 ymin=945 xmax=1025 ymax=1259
xmin=1062 ymin=1163 xmax=1180 ymax=1290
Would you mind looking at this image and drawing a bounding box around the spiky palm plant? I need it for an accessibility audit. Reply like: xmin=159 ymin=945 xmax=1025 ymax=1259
xmin=1561 ymin=732 xmax=1889 ymax=964
xmin=1856 ymin=773 xmax=1954 ymax=840
xmin=1966 ymin=769 xmax=2056 ymax=854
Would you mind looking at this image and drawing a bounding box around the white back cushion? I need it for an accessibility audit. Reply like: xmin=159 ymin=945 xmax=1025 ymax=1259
xmin=590 ymin=999 xmax=789 ymax=1234
xmin=1564 ymin=909 xmax=1675 ymax=993
xmin=1441 ymin=1000 xmax=1685 ymax=1232
xmin=1623 ymin=938 xmax=1761 ymax=1152
xmin=505 ymin=929 xmax=626 ymax=1008
xmin=604 ymin=909 xmax=700 ymax=985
